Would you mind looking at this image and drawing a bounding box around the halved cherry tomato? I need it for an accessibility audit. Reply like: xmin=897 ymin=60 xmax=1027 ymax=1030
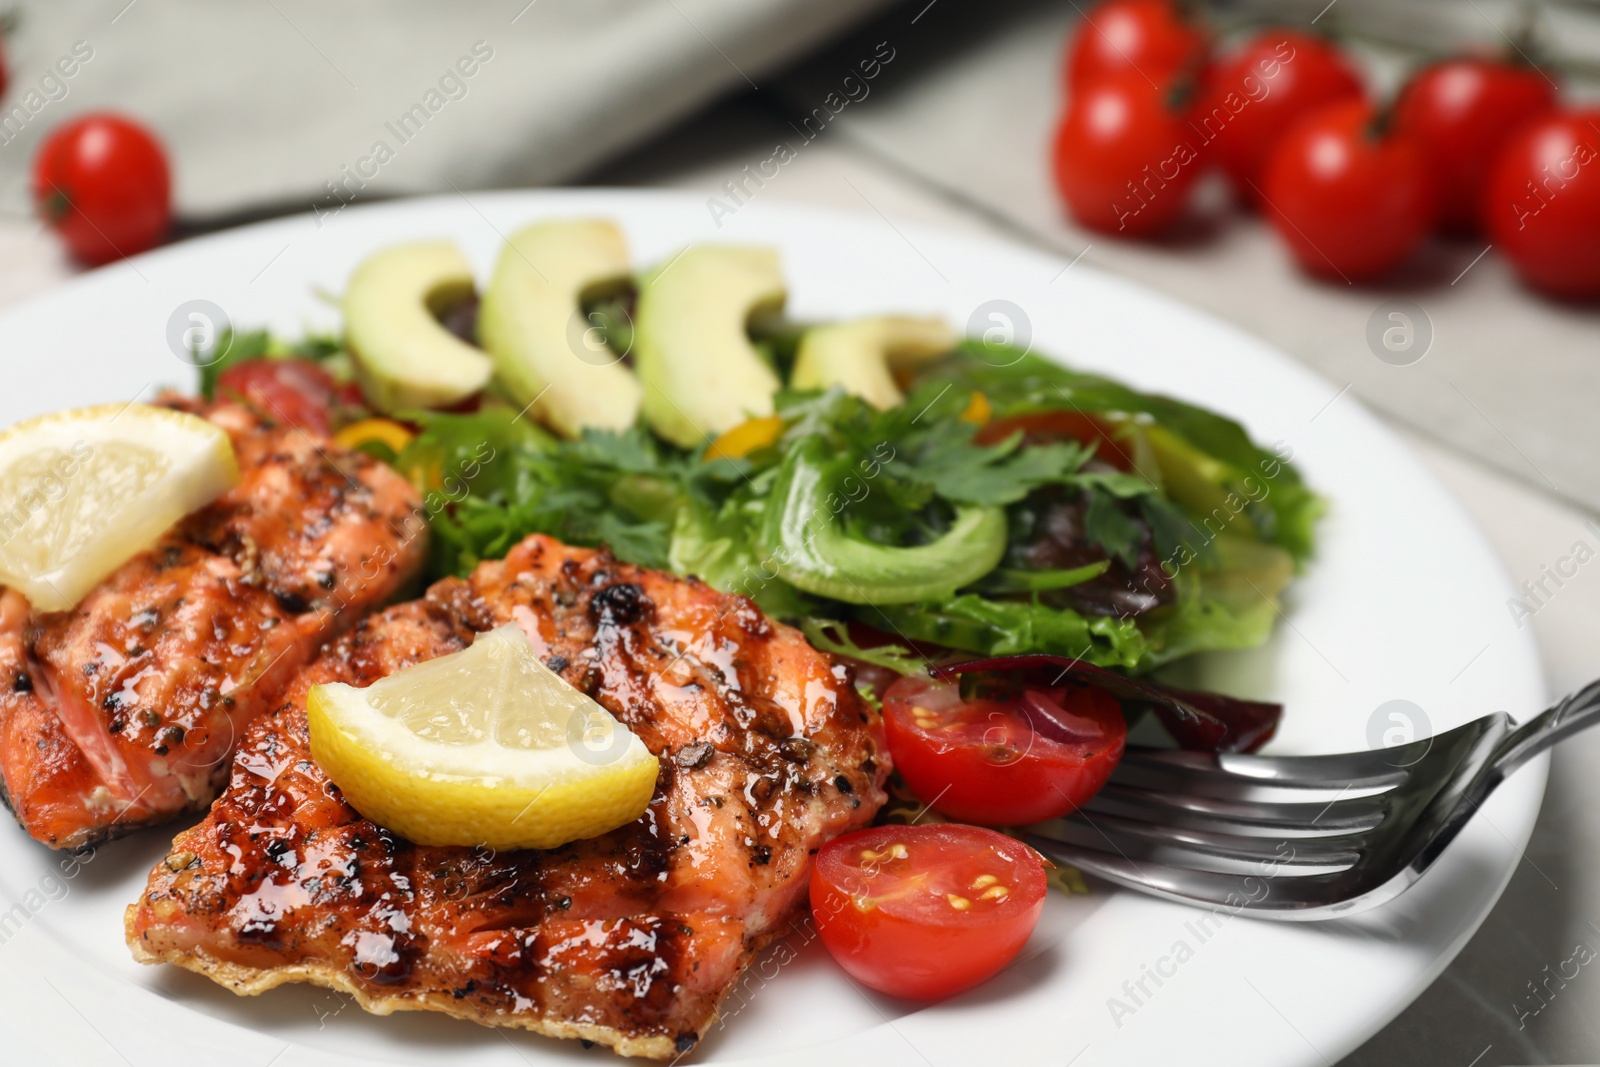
xmin=974 ymin=409 xmax=1133 ymax=470
xmin=1064 ymin=0 xmax=1210 ymax=94
xmin=810 ymin=823 xmax=1047 ymax=1000
xmin=217 ymin=359 xmax=351 ymax=437
xmin=1394 ymin=57 xmax=1556 ymax=234
xmin=1198 ymin=30 xmax=1365 ymax=203
xmin=32 ymin=113 xmax=171 ymax=266
xmin=882 ymin=674 xmax=1126 ymax=826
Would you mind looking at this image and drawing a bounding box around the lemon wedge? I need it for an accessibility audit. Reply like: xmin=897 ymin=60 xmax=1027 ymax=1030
xmin=307 ymin=624 xmax=660 ymax=850
xmin=0 ymin=403 xmax=239 ymax=612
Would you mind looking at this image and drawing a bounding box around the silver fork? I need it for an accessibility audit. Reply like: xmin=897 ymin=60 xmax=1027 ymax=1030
xmin=1026 ymin=678 xmax=1600 ymax=920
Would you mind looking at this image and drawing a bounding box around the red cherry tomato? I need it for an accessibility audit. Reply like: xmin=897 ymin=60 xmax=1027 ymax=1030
xmin=1198 ymin=30 xmax=1365 ymax=202
xmin=882 ymin=674 xmax=1126 ymax=826
xmin=1262 ymin=99 xmax=1435 ymax=281
xmin=974 ymin=409 xmax=1133 ymax=470
xmin=1065 ymin=0 xmax=1209 ymax=94
xmin=335 ymin=380 xmax=367 ymax=409
xmin=1394 ymin=58 xmax=1557 ymax=234
xmin=32 ymin=113 xmax=171 ymax=266
xmin=810 ymin=823 xmax=1047 ymax=1000
xmin=217 ymin=359 xmax=347 ymax=437
xmin=1482 ymin=109 xmax=1600 ymax=300
xmin=1052 ymin=72 xmax=1208 ymax=237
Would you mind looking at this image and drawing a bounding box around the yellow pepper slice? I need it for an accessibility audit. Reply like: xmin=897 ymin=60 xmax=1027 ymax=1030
xmin=960 ymin=392 xmax=992 ymax=425
xmin=334 ymin=417 xmax=415 ymax=454
xmin=705 ymin=415 xmax=784 ymax=461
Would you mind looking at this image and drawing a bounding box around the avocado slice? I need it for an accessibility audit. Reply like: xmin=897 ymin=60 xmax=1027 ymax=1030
xmin=344 ymin=241 xmax=493 ymax=413
xmin=760 ymin=437 xmax=1007 ymax=604
xmin=1145 ymin=424 xmax=1256 ymax=539
xmin=477 ymin=219 xmax=643 ymax=437
xmin=634 ymin=245 xmax=784 ymax=448
xmin=790 ymin=316 xmax=957 ymax=409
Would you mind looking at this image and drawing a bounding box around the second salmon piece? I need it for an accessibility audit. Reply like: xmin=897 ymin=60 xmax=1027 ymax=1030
xmin=127 ymin=534 xmax=890 ymax=1060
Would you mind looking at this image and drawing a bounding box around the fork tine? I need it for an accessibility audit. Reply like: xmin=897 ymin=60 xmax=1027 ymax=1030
xmin=1116 ymin=713 xmax=1505 ymax=790
xmin=1087 ymin=782 xmax=1389 ymax=833
xmin=1031 ymin=839 xmax=1252 ymax=909
xmin=1111 ymin=757 xmax=1399 ymax=804
xmin=1027 ymin=834 xmax=1357 ymax=915
xmin=1052 ymin=811 xmax=1366 ymax=868
xmin=1118 ymin=747 xmax=1411 ymax=791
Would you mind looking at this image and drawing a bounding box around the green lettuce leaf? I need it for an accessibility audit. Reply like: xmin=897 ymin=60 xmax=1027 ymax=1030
xmin=799 ymin=618 xmax=926 ymax=676
xmin=859 ymin=595 xmax=1148 ymax=671
xmin=667 ymin=500 xmax=816 ymax=619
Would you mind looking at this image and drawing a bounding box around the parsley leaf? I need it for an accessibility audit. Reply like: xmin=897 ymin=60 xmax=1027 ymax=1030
xmin=1070 ymin=470 xmax=1155 ymax=499
xmin=907 ymin=434 xmax=1089 ymax=506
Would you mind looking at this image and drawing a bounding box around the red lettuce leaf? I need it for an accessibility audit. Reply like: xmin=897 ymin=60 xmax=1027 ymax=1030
xmin=930 ymin=654 xmax=1280 ymax=754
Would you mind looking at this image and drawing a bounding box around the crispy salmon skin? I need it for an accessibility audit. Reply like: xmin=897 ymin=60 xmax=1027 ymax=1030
xmin=127 ymin=535 xmax=889 ymax=1059
xmin=0 ymin=397 xmax=426 ymax=849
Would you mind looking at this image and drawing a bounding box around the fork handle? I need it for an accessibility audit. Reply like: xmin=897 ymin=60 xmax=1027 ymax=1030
xmin=1493 ymin=677 xmax=1600 ymax=778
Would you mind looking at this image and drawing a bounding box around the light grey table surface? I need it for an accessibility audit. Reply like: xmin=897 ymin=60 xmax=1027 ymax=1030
xmin=0 ymin=2 xmax=1595 ymax=1063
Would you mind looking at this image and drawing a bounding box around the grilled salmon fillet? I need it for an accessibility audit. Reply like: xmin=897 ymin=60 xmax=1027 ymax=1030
xmin=0 ymin=397 xmax=426 ymax=849
xmin=127 ymin=534 xmax=888 ymax=1059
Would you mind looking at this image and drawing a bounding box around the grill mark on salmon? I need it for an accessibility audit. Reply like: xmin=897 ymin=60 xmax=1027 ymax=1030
xmin=127 ymin=535 xmax=888 ymax=1059
xmin=0 ymin=397 xmax=426 ymax=849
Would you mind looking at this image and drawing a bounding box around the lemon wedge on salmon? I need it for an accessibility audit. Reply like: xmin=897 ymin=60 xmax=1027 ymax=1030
xmin=307 ymin=624 xmax=660 ymax=850
xmin=0 ymin=403 xmax=239 ymax=612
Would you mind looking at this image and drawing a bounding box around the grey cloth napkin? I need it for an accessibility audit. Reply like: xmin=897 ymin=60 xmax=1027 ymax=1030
xmin=0 ymin=0 xmax=892 ymax=220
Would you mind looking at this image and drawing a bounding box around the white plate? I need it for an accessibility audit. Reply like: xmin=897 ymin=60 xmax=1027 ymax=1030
xmin=0 ymin=191 xmax=1546 ymax=1067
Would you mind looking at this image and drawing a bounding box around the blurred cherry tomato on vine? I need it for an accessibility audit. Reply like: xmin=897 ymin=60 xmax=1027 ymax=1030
xmin=1262 ymin=99 xmax=1434 ymax=280
xmin=1198 ymin=30 xmax=1365 ymax=203
xmin=32 ymin=113 xmax=171 ymax=266
xmin=1065 ymin=0 xmax=1209 ymax=94
xmin=1052 ymin=72 xmax=1207 ymax=237
xmin=1394 ymin=57 xmax=1557 ymax=234
xmin=1482 ymin=109 xmax=1600 ymax=300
